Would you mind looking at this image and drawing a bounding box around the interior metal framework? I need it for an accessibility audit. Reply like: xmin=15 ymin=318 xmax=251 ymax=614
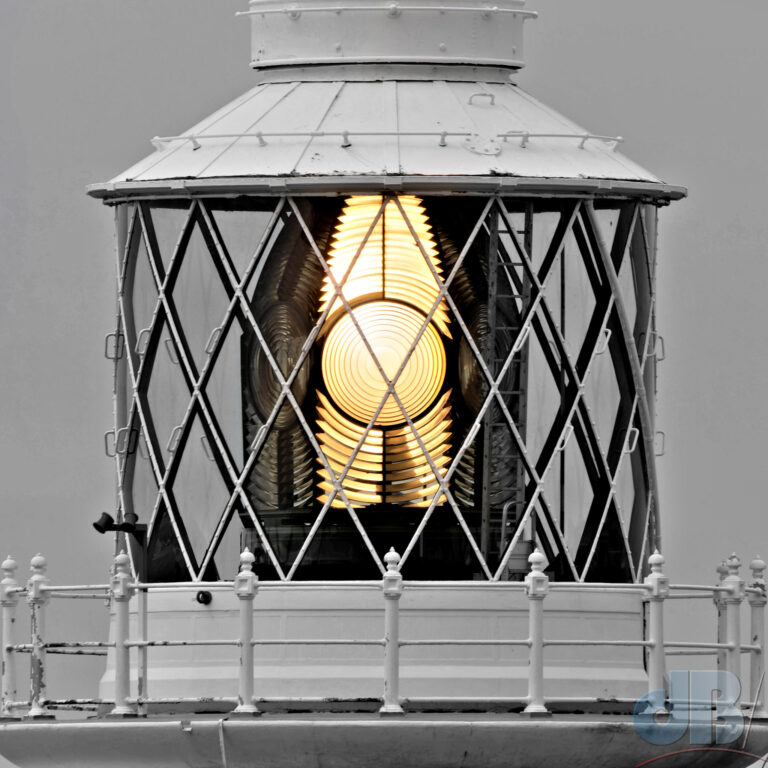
xmin=109 ymin=194 xmax=660 ymax=584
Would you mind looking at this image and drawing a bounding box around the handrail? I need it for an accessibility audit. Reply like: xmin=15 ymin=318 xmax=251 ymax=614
xmin=0 ymin=549 xmax=765 ymax=719
xmin=149 ymin=130 xmax=623 ymax=153
xmin=236 ymin=6 xmax=539 ymax=18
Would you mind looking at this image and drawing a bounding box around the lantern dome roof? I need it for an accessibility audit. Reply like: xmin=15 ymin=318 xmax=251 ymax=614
xmin=88 ymin=0 xmax=685 ymax=201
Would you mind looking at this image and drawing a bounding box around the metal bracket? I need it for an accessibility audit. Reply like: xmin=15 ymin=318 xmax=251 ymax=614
xmin=463 ymin=134 xmax=501 ymax=156
xmin=104 ymin=331 xmax=125 ymax=361
xmin=201 ymin=435 xmax=216 ymax=462
xmin=167 ymin=425 xmax=184 ymax=454
xmin=468 ymin=92 xmax=495 ymax=107
xmin=204 ymin=327 xmax=223 ymax=356
xmin=164 ymin=338 xmax=180 ymax=365
xmin=556 ymin=425 xmax=574 ymax=453
xmin=116 ymin=427 xmax=139 ymax=456
xmin=651 ymin=332 xmax=666 ymax=361
xmin=136 ymin=328 xmax=151 ymax=357
xmin=624 ymin=427 xmax=639 ymax=454
xmin=595 ymin=328 xmax=612 ymax=355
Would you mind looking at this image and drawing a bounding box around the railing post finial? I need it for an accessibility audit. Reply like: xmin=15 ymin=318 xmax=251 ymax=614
xmin=750 ymin=557 xmax=767 ymax=592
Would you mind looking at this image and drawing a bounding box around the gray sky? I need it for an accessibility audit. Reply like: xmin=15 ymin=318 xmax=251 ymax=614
xmin=0 ymin=0 xmax=767 ymax=749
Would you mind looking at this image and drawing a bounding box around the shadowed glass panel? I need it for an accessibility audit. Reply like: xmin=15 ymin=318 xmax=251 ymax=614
xmin=147 ymin=203 xmax=191 ymax=271
xmin=205 ymin=319 xmax=245 ymax=472
xmin=170 ymin=415 xmax=231 ymax=576
xmin=143 ymin=315 xmax=190 ymax=467
xmin=208 ymin=201 xmax=281 ymax=283
xmin=128 ymin=227 xmax=158 ymax=363
xmin=172 ymin=221 xmax=230 ymax=374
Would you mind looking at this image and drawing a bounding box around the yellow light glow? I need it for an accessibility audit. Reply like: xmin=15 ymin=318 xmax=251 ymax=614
xmin=316 ymin=195 xmax=452 ymax=508
xmin=322 ymin=300 xmax=446 ymax=427
xmin=319 ymin=196 xmax=451 ymax=336
xmin=317 ymin=393 xmax=452 ymax=508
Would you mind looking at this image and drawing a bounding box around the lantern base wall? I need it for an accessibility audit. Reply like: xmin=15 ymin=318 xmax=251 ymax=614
xmin=98 ymin=585 xmax=648 ymax=705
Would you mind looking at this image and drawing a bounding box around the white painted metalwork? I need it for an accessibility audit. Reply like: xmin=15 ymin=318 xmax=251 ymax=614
xmin=233 ymin=549 xmax=260 ymax=716
xmin=242 ymin=0 xmax=532 ymax=71
xmin=109 ymin=553 xmax=136 ymax=718
xmin=0 ymin=550 xmax=765 ymax=719
xmin=522 ymin=549 xmax=548 ymax=715
xmin=105 ymin=194 xmax=665 ymax=583
xmin=748 ymin=557 xmax=767 ymax=716
xmin=92 ymin=79 xmax=663 ymax=193
xmin=0 ymin=557 xmax=19 ymax=718
xmin=643 ymin=551 xmax=669 ymax=705
xmin=380 ymin=549 xmax=405 ymax=715
xmin=724 ymin=553 xmax=746 ymax=683
xmin=25 ymin=556 xmax=52 ymax=720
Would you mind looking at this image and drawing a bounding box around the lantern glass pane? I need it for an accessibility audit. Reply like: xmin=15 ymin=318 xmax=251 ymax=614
xmin=116 ymin=195 xmax=657 ymax=583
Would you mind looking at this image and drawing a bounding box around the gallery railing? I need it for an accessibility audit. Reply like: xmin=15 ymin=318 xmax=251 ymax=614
xmin=0 ymin=548 xmax=765 ymax=719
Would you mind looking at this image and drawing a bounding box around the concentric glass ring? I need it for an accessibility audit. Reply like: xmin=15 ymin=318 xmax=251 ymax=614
xmin=321 ymin=300 xmax=446 ymax=427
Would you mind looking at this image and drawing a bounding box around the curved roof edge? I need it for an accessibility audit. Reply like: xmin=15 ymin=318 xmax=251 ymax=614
xmin=87 ymin=175 xmax=687 ymax=203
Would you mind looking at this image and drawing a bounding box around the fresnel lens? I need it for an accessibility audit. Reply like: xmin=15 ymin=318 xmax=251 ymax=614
xmin=317 ymin=195 xmax=452 ymax=507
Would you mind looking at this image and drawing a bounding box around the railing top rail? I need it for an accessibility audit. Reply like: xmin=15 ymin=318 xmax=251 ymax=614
xmin=10 ymin=579 xmax=751 ymax=593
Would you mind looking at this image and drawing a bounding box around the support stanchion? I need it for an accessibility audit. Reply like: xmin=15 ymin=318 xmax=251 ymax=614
xmin=715 ymin=560 xmax=729 ymax=671
xmin=748 ymin=556 xmax=766 ymax=716
xmin=723 ymin=553 xmax=744 ymax=690
xmin=380 ymin=548 xmax=404 ymax=717
xmin=109 ymin=551 xmax=137 ymax=718
xmin=25 ymin=554 xmax=53 ymax=720
xmin=523 ymin=549 xmax=550 ymax=717
xmin=0 ymin=556 xmax=19 ymax=719
xmin=644 ymin=551 xmax=669 ymax=707
xmin=232 ymin=548 xmax=260 ymax=717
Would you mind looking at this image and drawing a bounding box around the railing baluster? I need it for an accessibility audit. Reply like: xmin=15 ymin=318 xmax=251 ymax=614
xmin=109 ymin=551 xmax=136 ymax=717
xmin=26 ymin=554 xmax=52 ymax=720
xmin=233 ymin=549 xmax=260 ymax=716
xmin=723 ymin=553 xmax=744 ymax=689
xmin=748 ymin=556 xmax=766 ymax=715
xmin=523 ymin=549 xmax=550 ymax=716
xmin=380 ymin=548 xmax=404 ymax=716
xmin=715 ymin=560 xmax=729 ymax=671
xmin=644 ymin=551 xmax=669 ymax=705
xmin=1 ymin=556 xmax=19 ymax=718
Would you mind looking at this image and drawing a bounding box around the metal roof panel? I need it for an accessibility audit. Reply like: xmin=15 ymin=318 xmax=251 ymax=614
xmin=106 ymin=77 xmax=665 ymax=188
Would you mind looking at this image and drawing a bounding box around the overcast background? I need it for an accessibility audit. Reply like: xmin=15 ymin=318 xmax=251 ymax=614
xmin=0 ymin=0 xmax=767 ymax=763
